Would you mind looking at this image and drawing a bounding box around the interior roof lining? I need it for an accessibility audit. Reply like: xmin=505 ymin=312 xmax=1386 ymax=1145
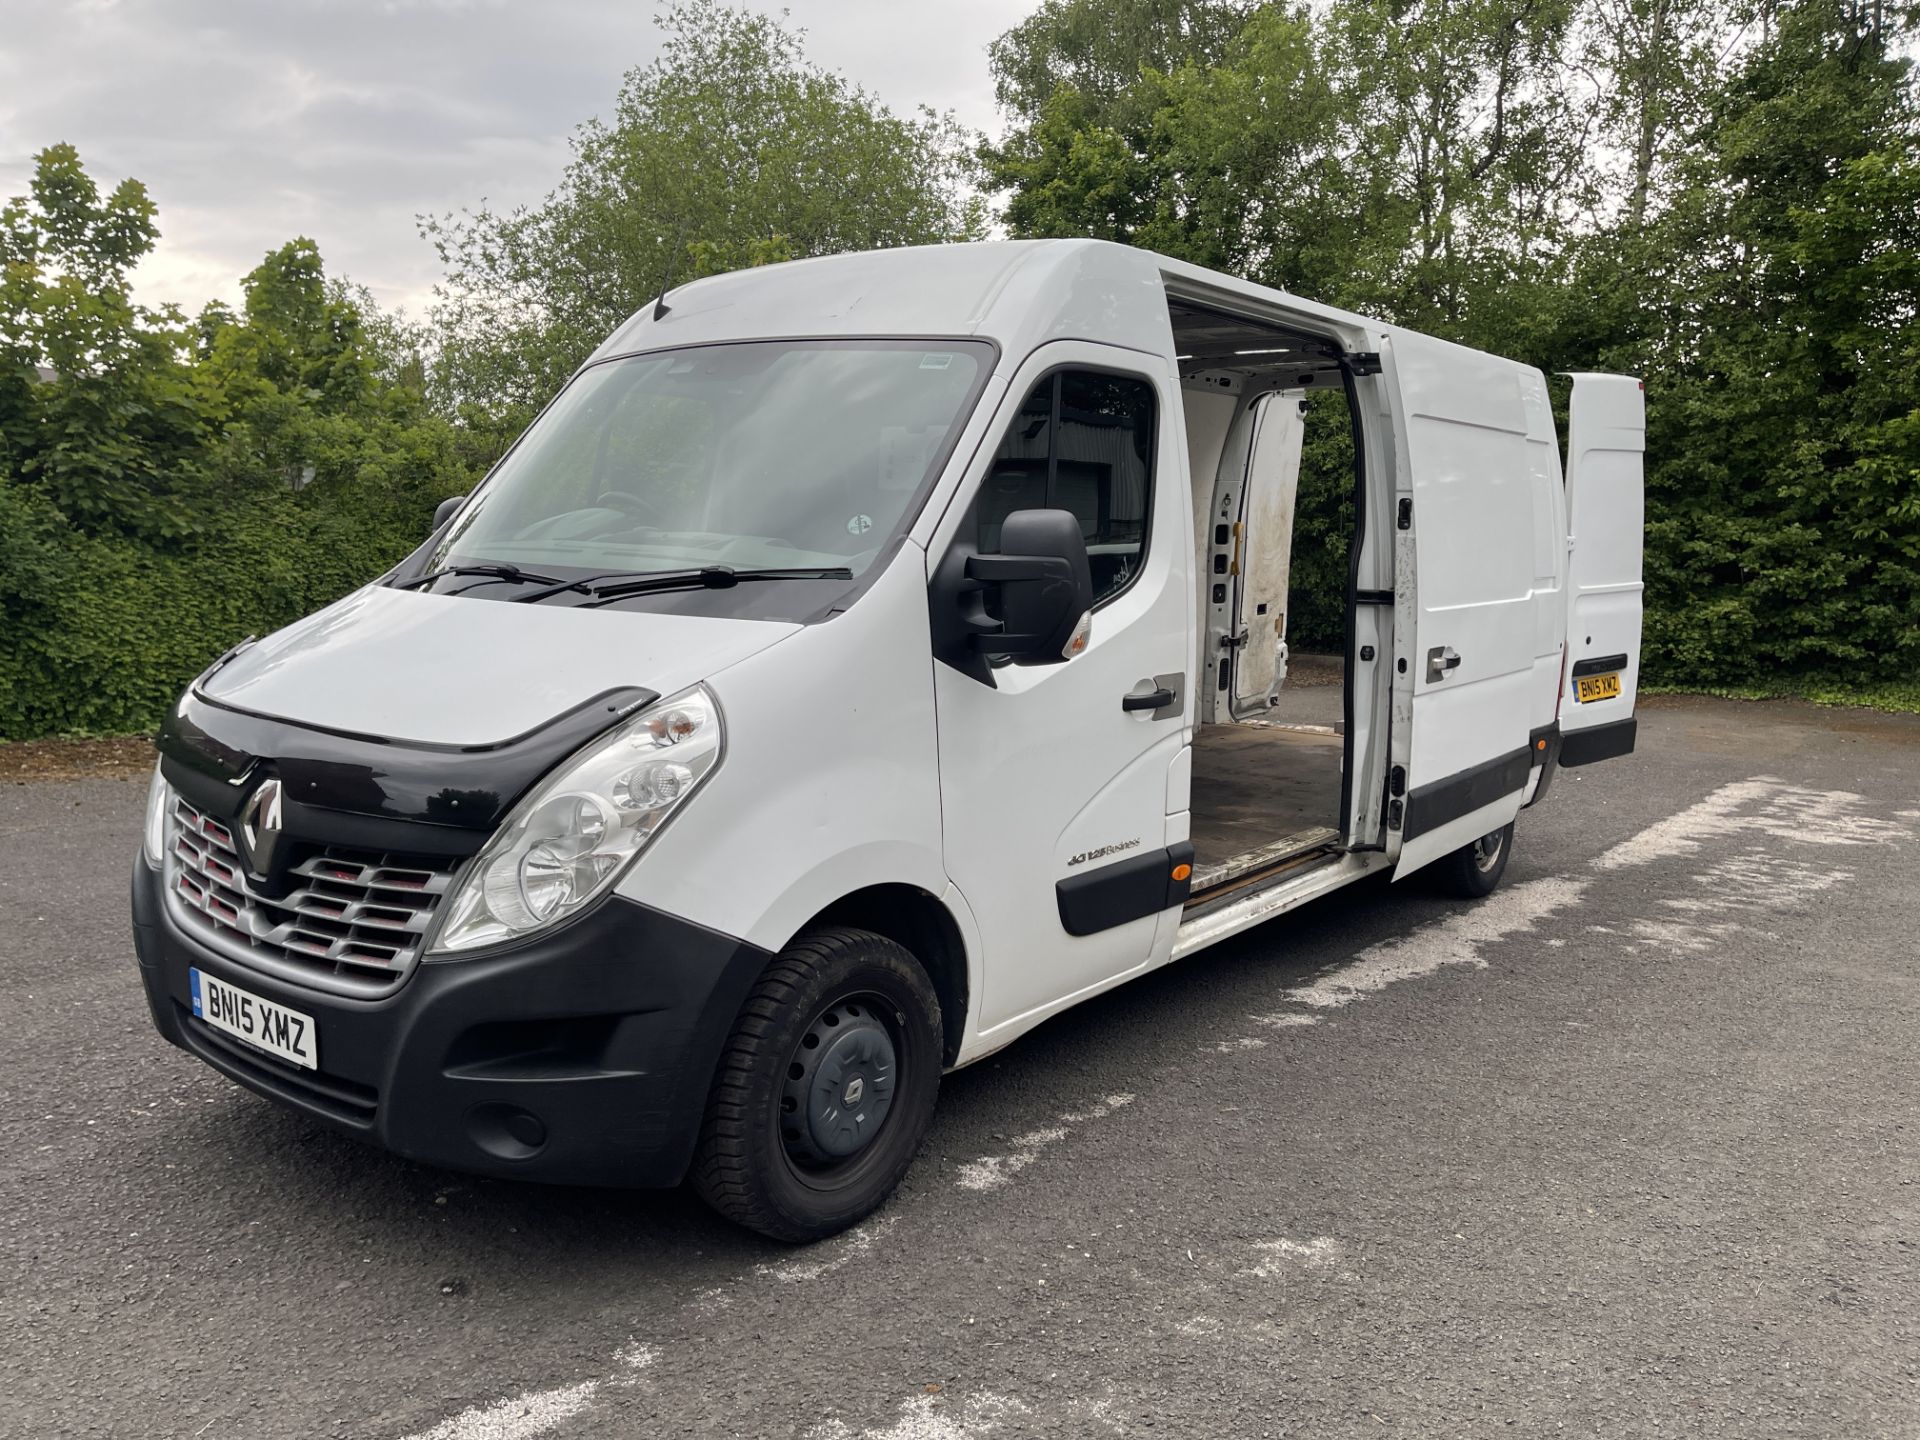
xmin=1167 ymin=298 xmax=1348 ymax=382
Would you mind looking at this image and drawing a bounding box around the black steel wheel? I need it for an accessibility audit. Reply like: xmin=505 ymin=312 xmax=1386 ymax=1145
xmin=1431 ymin=819 xmax=1516 ymax=898
xmin=692 ymin=927 xmax=942 ymax=1243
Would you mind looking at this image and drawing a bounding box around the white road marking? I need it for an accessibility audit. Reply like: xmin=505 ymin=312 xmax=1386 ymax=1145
xmin=1284 ymin=876 xmax=1590 ymax=1009
xmin=1275 ymin=777 xmax=1911 ymax=1011
xmin=756 ymin=1217 xmax=895 ymax=1283
xmin=808 ymin=1391 xmax=1030 ymax=1440
xmin=1202 ymin=1036 xmax=1267 ymax=1053
xmin=1594 ymin=776 xmax=1908 ymax=871
xmin=1243 ymin=1236 xmax=1345 ymax=1277
xmin=1250 ymin=1011 xmax=1321 ymax=1029
xmin=398 ymin=1331 xmax=656 ymax=1440
xmin=955 ymin=1095 xmax=1134 ymax=1191
xmin=401 ymin=1382 xmax=602 ymax=1440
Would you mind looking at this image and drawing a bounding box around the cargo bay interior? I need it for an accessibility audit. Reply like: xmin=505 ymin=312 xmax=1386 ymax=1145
xmin=1172 ymin=300 xmax=1360 ymax=898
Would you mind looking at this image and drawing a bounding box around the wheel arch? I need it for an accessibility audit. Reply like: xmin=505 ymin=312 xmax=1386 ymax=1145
xmin=797 ymin=884 xmax=970 ymax=1066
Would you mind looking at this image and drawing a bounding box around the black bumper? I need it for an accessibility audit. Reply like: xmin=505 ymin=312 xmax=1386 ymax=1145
xmin=131 ymin=858 xmax=772 ymax=1188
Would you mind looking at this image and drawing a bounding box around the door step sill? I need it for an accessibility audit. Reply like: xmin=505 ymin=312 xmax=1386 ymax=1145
xmin=1188 ymin=826 xmax=1342 ymax=899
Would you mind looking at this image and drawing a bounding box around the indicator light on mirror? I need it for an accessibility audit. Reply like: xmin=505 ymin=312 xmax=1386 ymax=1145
xmin=1062 ymin=611 xmax=1092 ymax=659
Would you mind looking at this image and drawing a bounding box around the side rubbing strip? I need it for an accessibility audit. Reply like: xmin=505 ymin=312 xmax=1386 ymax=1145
xmin=1559 ymin=716 xmax=1637 ymax=767
xmin=1057 ymin=842 xmax=1194 ymax=936
xmin=1401 ymin=746 xmax=1533 ymax=842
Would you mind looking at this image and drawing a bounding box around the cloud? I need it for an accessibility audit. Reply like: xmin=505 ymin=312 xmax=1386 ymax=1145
xmin=0 ymin=0 xmax=1031 ymax=318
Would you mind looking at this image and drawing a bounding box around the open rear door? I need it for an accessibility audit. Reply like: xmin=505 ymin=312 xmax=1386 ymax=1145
xmin=1558 ymin=373 xmax=1645 ymax=766
xmin=1227 ymin=391 xmax=1304 ymax=719
xmin=1390 ymin=333 xmax=1541 ymax=878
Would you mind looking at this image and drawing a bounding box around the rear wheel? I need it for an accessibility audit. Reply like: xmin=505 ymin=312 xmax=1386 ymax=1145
xmin=1431 ymin=820 xmax=1516 ymax=898
xmin=691 ymin=927 xmax=942 ymax=1243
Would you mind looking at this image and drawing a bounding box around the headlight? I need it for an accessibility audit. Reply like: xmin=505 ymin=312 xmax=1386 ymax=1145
xmin=428 ymin=684 xmax=724 ymax=954
xmin=141 ymin=761 xmax=171 ymax=866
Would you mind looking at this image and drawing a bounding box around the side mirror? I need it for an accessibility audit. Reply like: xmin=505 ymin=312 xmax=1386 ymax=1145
xmin=966 ymin=508 xmax=1095 ymax=666
xmin=430 ymin=493 xmax=467 ymax=537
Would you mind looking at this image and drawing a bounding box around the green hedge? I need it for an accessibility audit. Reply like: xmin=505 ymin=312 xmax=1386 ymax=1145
xmin=0 ymin=478 xmax=448 ymax=740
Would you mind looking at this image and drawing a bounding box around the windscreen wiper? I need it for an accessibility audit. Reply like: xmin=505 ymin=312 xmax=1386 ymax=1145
xmin=391 ymin=563 xmax=585 ymax=594
xmin=510 ymin=564 xmax=853 ymax=607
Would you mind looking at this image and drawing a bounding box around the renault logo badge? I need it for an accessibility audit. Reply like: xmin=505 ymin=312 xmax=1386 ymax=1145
xmin=239 ymin=778 xmax=285 ymax=875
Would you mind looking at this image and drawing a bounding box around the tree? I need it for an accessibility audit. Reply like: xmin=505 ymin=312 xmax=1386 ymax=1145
xmin=1585 ymin=0 xmax=1920 ymax=685
xmin=0 ymin=144 xmax=210 ymax=541
xmin=424 ymin=0 xmax=987 ymax=435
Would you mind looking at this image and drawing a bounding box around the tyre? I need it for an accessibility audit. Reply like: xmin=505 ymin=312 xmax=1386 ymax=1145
xmin=1430 ymin=820 xmax=1516 ymax=899
xmin=691 ymin=926 xmax=942 ymax=1243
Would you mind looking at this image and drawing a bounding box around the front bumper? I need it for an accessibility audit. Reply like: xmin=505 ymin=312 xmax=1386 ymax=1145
xmin=131 ymin=857 xmax=771 ymax=1187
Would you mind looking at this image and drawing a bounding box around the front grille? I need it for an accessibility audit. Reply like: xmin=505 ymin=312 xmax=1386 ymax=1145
xmin=167 ymin=794 xmax=458 ymax=996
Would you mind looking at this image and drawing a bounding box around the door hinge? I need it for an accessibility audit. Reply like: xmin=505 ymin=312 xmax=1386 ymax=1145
xmin=1396 ymin=498 xmax=1413 ymax=531
xmin=1342 ymin=352 xmax=1383 ymax=377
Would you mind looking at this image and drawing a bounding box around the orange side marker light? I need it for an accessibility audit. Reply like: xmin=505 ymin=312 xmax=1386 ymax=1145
xmin=1171 ymin=863 xmax=1192 ymax=882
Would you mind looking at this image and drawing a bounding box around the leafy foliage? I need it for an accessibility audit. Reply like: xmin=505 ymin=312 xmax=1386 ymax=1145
xmin=423 ymin=0 xmax=986 ymax=444
xmin=5 ymin=0 xmax=1917 ymax=740
xmin=1 ymin=152 xmax=474 ymax=740
xmin=986 ymin=0 xmax=1920 ymax=683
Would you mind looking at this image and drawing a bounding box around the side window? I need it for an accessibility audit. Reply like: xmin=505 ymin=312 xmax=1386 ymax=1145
xmin=973 ymin=368 xmax=1156 ymax=606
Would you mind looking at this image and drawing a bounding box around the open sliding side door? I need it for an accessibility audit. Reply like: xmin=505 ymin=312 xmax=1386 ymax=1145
xmin=1558 ymin=374 xmax=1645 ymax=766
xmin=1388 ymin=332 xmax=1542 ymax=878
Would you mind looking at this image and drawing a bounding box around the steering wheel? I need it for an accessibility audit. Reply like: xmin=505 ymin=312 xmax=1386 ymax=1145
xmin=595 ymin=490 xmax=659 ymax=520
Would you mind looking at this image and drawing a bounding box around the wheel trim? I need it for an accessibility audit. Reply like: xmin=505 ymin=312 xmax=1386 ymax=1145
xmin=1472 ymin=830 xmax=1506 ymax=872
xmin=778 ymin=992 xmax=906 ymax=1181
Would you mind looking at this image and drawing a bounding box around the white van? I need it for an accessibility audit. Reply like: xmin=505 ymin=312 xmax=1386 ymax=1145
xmin=131 ymin=240 xmax=1643 ymax=1241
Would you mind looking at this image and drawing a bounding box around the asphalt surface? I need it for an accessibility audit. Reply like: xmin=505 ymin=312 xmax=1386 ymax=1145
xmin=3 ymin=696 xmax=1917 ymax=1440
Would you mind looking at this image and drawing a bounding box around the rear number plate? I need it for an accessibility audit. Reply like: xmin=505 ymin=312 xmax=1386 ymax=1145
xmin=1575 ymin=672 xmax=1622 ymax=703
xmin=190 ymin=968 xmax=317 ymax=1070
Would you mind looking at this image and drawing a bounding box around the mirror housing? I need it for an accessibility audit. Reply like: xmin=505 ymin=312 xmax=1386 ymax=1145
xmin=964 ymin=508 xmax=1096 ymax=666
xmin=430 ymin=493 xmax=467 ymax=537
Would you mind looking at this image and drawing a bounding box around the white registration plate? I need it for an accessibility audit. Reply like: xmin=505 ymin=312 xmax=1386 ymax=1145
xmin=190 ymin=968 xmax=318 ymax=1070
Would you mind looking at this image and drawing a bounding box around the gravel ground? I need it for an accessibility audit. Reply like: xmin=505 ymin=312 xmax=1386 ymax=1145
xmin=2 ymin=695 xmax=1916 ymax=1440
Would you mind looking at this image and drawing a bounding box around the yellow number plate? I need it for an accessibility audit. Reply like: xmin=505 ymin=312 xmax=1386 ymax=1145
xmin=1575 ymin=672 xmax=1622 ymax=703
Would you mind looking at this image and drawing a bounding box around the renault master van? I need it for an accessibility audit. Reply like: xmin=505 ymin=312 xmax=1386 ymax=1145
xmin=131 ymin=240 xmax=1644 ymax=1241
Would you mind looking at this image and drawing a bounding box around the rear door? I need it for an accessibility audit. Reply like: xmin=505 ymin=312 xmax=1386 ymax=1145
xmin=1386 ymin=332 xmax=1540 ymax=877
xmin=1204 ymin=390 xmax=1306 ymax=721
xmin=1558 ymin=373 xmax=1645 ymax=766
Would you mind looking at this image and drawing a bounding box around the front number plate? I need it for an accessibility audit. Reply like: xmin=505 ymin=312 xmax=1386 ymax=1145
xmin=190 ymin=968 xmax=317 ymax=1070
xmin=1575 ymin=672 xmax=1622 ymax=704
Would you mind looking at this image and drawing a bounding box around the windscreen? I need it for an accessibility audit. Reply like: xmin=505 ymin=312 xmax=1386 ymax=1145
xmin=432 ymin=340 xmax=992 ymax=578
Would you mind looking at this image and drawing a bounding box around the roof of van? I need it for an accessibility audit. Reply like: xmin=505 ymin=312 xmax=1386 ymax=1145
xmin=586 ymin=238 xmax=1394 ymax=370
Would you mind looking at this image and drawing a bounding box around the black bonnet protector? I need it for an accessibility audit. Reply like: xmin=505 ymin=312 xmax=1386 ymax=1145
xmin=157 ymin=685 xmax=659 ymax=859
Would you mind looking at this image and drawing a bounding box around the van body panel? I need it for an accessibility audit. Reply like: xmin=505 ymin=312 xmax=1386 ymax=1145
xmin=1560 ymin=374 xmax=1646 ymax=751
xmin=589 ymin=239 xmax=1178 ymax=381
xmin=200 ymin=583 xmax=799 ymax=748
xmin=614 ymin=545 xmax=952 ymax=957
xmin=1520 ymin=370 xmax=1570 ymax=738
xmin=1385 ymin=330 xmax=1540 ymax=875
xmin=925 ymin=340 xmax=1192 ymax=1036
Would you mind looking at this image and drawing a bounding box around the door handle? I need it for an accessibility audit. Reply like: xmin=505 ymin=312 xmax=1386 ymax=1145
xmin=1122 ymin=687 xmax=1176 ymax=712
xmin=1426 ymin=645 xmax=1462 ymax=682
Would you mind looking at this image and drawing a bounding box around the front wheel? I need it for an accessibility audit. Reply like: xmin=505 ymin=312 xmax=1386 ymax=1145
xmin=1431 ymin=819 xmax=1516 ymax=898
xmin=691 ymin=927 xmax=942 ymax=1243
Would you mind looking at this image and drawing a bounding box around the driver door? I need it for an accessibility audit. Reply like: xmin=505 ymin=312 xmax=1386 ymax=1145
xmin=927 ymin=343 xmax=1193 ymax=1037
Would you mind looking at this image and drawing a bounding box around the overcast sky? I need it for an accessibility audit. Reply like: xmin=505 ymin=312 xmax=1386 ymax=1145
xmin=0 ymin=0 xmax=1035 ymax=319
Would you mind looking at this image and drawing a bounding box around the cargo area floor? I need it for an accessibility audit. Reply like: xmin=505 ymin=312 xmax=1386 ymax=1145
xmin=1189 ymin=722 xmax=1344 ymax=891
